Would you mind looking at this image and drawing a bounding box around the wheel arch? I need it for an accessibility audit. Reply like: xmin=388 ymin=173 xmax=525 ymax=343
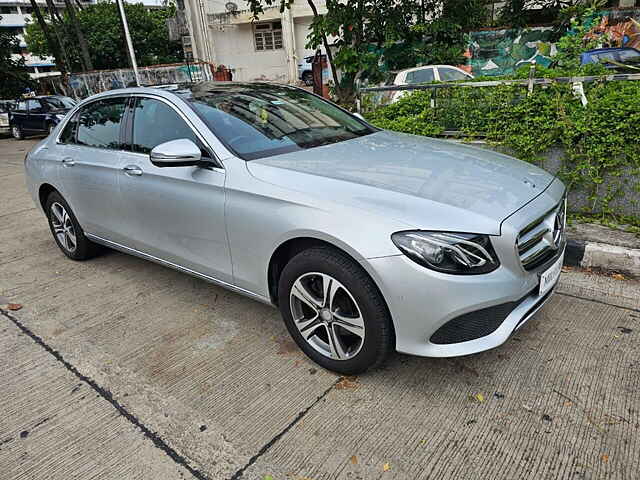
xmin=38 ymin=183 xmax=59 ymax=211
xmin=266 ymin=235 xmax=388 ymax=311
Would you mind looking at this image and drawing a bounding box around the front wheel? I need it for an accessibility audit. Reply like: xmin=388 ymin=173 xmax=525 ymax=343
xmin=278 ymin=247 xmax=394 ymax=374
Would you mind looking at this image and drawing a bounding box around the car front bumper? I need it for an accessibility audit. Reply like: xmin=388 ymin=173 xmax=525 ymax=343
xmin=366 ymin=177 xmax=566 ymax=358
xmin=368 ymin=250 xmax=562 ymax=357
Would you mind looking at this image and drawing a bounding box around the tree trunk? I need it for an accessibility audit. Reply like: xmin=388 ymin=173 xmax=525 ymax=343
xmin=28 ymin=0 xmax=67 ymax=75
xmin=305 ymin=0 xmax=343 ymax=102
xmin=44 ymin=0 xmax=71 ymax=72
xmin=63 ymin=0 xmax=93 ymax=71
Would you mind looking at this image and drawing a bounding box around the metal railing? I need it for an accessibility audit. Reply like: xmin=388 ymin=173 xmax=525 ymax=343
xmin=357 ymin=70 xmax=640 ymax=135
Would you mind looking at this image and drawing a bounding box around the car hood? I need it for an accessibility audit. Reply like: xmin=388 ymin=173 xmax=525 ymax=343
xmin=247 ymin=130 xmax=555 ymax=234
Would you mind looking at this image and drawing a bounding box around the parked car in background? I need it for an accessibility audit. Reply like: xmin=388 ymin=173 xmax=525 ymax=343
xmin=0 ymin=100 xmax=14 ymax=135
xmin=10 ymin=95 xmax=77 ymax=140
xmin=297 ymin=55 xmax=317 ymax=86
xmin=390 ymin=65 xmax=474 ymax=102
xmin=580 ymin=47 xmax=640 ymax=70
xmin=24 ymin=82 xmax=566 ymax=374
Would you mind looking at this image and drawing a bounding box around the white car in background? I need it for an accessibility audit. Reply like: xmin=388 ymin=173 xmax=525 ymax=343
xmin=390 ymin=65 xmax=474 ymax=102
xmin=0 ymin=100 xmax=14 ymax=134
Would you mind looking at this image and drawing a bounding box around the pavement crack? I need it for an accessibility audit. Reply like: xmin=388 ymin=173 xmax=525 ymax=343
xmin=229 ymin=377 xmax=341 ymax=480
xmin=556 ymin=291 xmax=640 ymax=313
xmin=0 ymin=308 xmax=210 ymax=480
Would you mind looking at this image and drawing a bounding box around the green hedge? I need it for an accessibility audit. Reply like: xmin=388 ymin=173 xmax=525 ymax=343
xmin=365 ymin=79 xmax=640 ymax=227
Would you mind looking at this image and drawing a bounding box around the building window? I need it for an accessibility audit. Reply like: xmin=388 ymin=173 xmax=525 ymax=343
xmin=253 ymin=21 xmax=282 ymax=51
xmin=0 ymin=6 xmax=19 ymax=14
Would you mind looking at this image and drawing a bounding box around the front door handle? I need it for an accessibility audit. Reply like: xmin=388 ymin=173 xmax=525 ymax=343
xmin=123 ymin=165 xmax=143 ymax=176
xmin=61 ymin=157 xmax=75 ymax=167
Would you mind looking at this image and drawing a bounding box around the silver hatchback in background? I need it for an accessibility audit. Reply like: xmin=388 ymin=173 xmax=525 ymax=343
xmin=24 ymin=82 xmax=566 ymax=374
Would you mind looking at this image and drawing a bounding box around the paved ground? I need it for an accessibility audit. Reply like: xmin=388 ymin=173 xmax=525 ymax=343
xmin=1 ymin=137 xmax=639 ymax=480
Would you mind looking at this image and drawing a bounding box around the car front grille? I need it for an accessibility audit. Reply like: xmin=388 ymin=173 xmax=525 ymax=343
xmin=516 ymin=196 xmax=566 ymax=271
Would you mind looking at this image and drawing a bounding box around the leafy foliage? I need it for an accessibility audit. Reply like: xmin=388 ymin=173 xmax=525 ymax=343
xmin=245 ymin=1 xmax=489 ymax=104
xmin=0 ymin=20 xmax=33 ymax=97
xmin=365 ymin=74 xmax=640 ymax=225
xmin=24 ymin=2 xmax=182 ymax=72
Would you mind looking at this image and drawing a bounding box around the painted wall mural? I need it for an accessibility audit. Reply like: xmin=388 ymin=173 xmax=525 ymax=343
xmin=465 ymin=26 xmax=555 ymax=76
xmin=465 ymin=8 xmax=640 ymax=77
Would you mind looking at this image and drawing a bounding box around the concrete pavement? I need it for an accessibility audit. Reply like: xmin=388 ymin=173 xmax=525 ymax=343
xmin=1 ymin=137 xmax=639 ymax=479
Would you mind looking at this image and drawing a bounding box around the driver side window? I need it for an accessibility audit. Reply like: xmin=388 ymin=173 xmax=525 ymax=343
xmin=132 ymin=98 xmax=208 ymax=157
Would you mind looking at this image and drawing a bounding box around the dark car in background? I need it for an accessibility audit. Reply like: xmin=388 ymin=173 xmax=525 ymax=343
xmin=10 ymin=96 xmax=77 ymax=140
xmin=580 ymin=47 xmax=640 ymax=70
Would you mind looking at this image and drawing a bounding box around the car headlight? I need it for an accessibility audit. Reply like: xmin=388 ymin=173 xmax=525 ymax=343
xmin=391 ymin=231 xmax=500 ymax=274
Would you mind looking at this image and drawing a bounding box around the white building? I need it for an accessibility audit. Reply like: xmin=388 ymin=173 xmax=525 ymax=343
xmin=0 ymin=0 xmax=165 ymax=79
xmin=182 ymin=0 xmax=328 ymax=83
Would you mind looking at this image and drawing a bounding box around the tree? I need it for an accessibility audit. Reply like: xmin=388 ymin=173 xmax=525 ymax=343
xmin=0 ymin=21 xmax=33 ymax=97
xmin=28 ymin=0 xmax=68 ymax=75
xmin=24 ymin=2 xmax=182 ymax=72
xmin=247 ymin=0 xmax=427 ymax=104
xmin=245 ymin=1 xmax=492 ymax=105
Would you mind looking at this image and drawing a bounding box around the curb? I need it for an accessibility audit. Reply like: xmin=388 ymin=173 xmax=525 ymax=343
xmin=564 ymin=238 xmax=640 ymax=277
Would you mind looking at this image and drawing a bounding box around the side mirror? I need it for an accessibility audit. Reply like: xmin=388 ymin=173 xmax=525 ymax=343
xmin=150 ymin=138 xmax=202 ymax=167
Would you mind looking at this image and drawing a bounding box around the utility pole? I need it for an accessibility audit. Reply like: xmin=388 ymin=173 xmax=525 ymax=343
xmin=115 ymin=0 xmax=141 ymax=86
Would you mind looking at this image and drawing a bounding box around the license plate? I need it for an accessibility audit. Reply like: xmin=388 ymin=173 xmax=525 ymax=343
xmin=539 ymin=254 xmax=563 ymax=297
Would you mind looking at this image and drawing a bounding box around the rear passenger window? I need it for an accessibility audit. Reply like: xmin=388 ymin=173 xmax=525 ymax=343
xmin=76 ymin=97 xmax=127 ymax=150
xmin=132 ymin=98 xmax=206 ymax=156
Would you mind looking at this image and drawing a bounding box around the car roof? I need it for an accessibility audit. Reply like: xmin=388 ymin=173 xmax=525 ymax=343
xmin=398 ymin=65 xmax=468 ymax=74
xmin=78 ymin=81 xmax=302 ymax=104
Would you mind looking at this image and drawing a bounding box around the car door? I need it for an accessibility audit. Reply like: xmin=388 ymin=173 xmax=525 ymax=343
xmin=118 ymin=95 xmax=232 ymax=283
xmin=26 ymin=99 xmax=47 ymax=132
xmin=55 ymin=96 xmax=131 ymax=244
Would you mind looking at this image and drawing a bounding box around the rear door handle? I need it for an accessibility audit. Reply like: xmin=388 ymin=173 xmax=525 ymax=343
xmin=61 ymin=157 xmax=75 ymax=167
xmin=123 ymin=165 xmax=143 ymax=176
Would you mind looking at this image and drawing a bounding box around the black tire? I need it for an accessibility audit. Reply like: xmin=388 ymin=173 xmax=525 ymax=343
xmin=278 ymin=246 xmax=394 ymax=374
xmin=302 ymin=71 xmax=313 ymax=86
xmin=12 ymin=125 xmax=23 ymax=140
xmin=45 ymin=191 xmax=101 ymax=260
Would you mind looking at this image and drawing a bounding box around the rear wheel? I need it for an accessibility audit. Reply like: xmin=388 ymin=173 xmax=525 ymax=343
xmin=278 ymin=247 xmax=394 ymax=374
xmin=12 ymin=125 xmax=23 ymax=140
xmin=45 ymin=191 xmax=101 ymax=260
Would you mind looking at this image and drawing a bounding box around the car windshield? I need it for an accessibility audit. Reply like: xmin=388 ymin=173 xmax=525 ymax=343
xmin=619 ymin=49 xmax=640 ymax=64
xmin=186 ymin=84 xmax=374 ymax=160
xmin=43 ymin=96 xmax=76 ymax=109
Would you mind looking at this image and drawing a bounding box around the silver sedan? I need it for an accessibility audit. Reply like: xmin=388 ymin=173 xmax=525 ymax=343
xmin=24 ymin=82 xmax=566 ymax=374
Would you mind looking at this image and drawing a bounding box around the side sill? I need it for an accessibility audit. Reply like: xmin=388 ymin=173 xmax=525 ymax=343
xmin=85 ymin=233 xmax=274 ymax=307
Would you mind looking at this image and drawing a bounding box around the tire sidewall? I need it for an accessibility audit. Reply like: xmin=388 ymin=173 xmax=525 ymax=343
xmin=278 ymin=248 xmax=392 ymax=374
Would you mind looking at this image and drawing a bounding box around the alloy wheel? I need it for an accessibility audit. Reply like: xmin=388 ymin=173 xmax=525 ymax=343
xmin=50 ymin=202 xmax=77 ymax=253
xmin=289 ymin=272 xmax=365 ymax=360
xmin=12 ymin=126 xmax=21 ymax=139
